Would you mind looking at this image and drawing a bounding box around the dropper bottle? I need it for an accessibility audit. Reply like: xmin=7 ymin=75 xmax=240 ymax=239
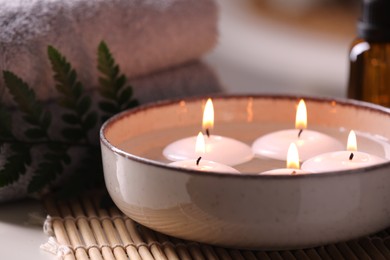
xmin=347 ymin=0 xmax=390 ymax=106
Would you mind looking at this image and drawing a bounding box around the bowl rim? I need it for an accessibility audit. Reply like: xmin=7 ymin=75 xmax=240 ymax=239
xmin=100 ymin=93 xmax=390 ymax=179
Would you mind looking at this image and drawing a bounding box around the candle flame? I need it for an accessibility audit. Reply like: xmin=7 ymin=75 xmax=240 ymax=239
xmin=287 ymin=143 xmax=300 ymax=169
xmin=202 ymin=98 xmax=214 ymax=131
xmin=195 ymin=132 xmax=206 ymax=155
xmin=347 ymin=130 xmax=357 ymax=151
xmin=295 ymin=99 xmax=307 ymax=130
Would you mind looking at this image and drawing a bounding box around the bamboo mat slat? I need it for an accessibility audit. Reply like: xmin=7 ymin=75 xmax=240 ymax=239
xmin=42 ymin=193 xmax=390 ymax=260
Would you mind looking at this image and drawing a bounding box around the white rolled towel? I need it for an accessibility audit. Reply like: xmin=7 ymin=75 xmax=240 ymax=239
xmin=0 ymin=0 xmax=218 ymax=105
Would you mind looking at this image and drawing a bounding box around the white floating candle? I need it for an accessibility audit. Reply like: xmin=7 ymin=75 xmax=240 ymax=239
xmin=260 ymin=143 xmax=310 ymax=175
xmin=163 ymin=98 xmax=254 ymax=166
xmin=168 ymin=132 xmax=239 ymax=173
xmin=169 ymin=159 xmax=240 ymax=173
xmin=252 ymin=99 xmax=343 ymax=161
xmin=301 ymin=130 xmax=387 ymax=172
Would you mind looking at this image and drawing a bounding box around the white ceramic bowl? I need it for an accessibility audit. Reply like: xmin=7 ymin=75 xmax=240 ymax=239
xmin=100 ymin=95 xmax=390 ymax=250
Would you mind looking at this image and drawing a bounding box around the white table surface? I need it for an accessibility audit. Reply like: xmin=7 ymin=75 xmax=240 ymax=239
xmin=0 ymin=1 xmax=358 ymax=259
xmin=0 ymin=199 xmax=53 ymax=260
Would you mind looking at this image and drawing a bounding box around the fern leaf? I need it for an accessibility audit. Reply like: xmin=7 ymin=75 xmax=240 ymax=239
xmin=97 ymin=41 xmax=138 ymax=120
xmin=125 ymin=99 xmax=139 ymax=110
xmin=98 ymin=101 xmax=118 ymax=114
xmin=48 ymin=46 xmax=82 ymax=106
xmin=48 ymin=46 xmax=97 ymax=141
xmin=54 ymin=147 xmax=103 ymax=199
xmin=76 ymin=96 xmax=92 ymax=115
xmin=28 ymin=145 xmax=69 ymax=193
xmin=82 ymin=112 xmax=98 ymax=130
xmin=3 ymin=71 xmax=52 ymax=138
xmin=0 ymin=143 xmax=31 ymax=186
xmin=0 ymin=105 xmax=14 ymax=140
xmin=61 ymin=128 xmax=84 ymax=142
xmin=61 ymin=114 xmax=79 ymax=125
xmin=28 ymin=161 xmax=62 ymax=193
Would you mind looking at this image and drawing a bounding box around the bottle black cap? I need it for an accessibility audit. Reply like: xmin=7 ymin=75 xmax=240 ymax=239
xmin=357 ymin=0 xmax=390 ymax=41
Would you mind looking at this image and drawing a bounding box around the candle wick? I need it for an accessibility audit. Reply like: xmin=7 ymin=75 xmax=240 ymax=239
xmin=196 ymin=156 xmax=202 ymax=166
xmin=291 ymin=170 xmax=296 ymax=175
xmin=349 ymin=152 xmax=354 ymax=161
xmin=298 ymin=129 xmax=303 ymax=138
xmin=206 ymin=128 xmax=210 ymax=138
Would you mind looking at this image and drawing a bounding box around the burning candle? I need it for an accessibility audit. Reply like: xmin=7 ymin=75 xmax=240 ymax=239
xmin=301 ymin=130 xmax=386 ymax=172
xmin=168 ymin=132 xmax=239 ymax=173
xmin=260 ymin=143 xmax=310 ymax=175
xmin=163 ymin=98 xmax=254 ymax=166
xmin=252 ymin=99 xmax=343 ymax=161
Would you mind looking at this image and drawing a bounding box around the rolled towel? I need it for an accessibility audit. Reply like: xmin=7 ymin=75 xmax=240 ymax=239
xmin=0 ymin=0 xmax=218 ymax=105
xmin=132 ymin=60 xmax=221 ymax=104
xmin=0 ymin=60 xmax=221 ymax=202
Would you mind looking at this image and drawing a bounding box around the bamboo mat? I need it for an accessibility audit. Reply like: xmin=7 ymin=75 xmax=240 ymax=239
xmin=42 ymin=193 xmax=390 ymax=260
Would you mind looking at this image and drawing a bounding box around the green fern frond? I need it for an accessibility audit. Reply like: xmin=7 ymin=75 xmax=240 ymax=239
xmin=0 ymin=105 xmax=14 ymax=140
xmin=0 ymin=143 xmax=31 ymax=187
xmin=3 ymin=71 xmax=52 ymax=138
xmin=28 ymin=144 xmax=69 ymax=193
xmin=48 ymin=46 xmax=97 ymax=142
xmin=55 ymin=147 xmax=103 ymax=199
xmin=28 ymin=160 xmax=62 ymax=193
xmin=97 ymin=41 xmax=138 ymax=121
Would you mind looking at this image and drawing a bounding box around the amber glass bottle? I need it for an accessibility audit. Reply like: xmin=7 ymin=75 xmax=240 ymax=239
xmin=347 ymin=0 xmax=390 ymax=106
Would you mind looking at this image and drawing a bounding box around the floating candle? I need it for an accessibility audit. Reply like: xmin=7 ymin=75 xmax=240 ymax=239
xmin=301 ymin=130 xmax=387 ymax=172
xmin=260 ymin=143 xmax=310 ymax=175
xmin=163 ymin=98 xmax=254 ymax=166
xmin=252 ymin=99 xmax=343 ymax=161
xmin=168 ymin=132 xmax=239 ymax=173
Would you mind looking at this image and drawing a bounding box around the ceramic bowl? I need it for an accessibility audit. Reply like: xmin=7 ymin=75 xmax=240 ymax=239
xmin=100 ymin=95 xmax=390 ymax=250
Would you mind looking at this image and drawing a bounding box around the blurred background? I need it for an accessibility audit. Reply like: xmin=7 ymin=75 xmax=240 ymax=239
xmin=205 ymin=0 xmax=359 ymax=98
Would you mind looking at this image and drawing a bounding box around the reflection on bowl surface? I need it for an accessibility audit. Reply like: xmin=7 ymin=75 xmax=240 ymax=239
xmin=100 ymin=95 xmax=390 ymax=250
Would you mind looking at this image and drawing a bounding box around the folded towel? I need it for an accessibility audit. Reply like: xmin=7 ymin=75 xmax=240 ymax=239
xmin=0 ymin=61 xmax=221 ymax=202
xmin=0 ymin=0 xmax=218 ymax=106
